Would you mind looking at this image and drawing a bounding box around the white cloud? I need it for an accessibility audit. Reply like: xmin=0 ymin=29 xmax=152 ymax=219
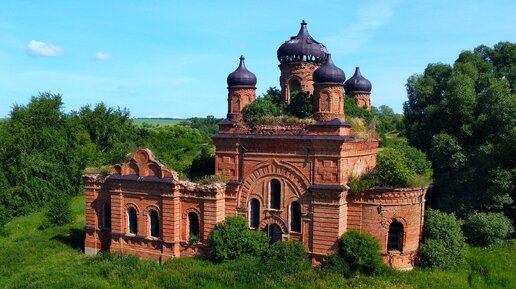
xmin=324 ymin=0 xmax=401 ymax=54
xmin=94 ymin=51 xmax=110 ymax=61
xmin=26 ymin=40 xmax=63 ymax=57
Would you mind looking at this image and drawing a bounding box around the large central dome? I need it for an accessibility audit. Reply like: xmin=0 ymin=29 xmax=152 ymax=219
xmin=277 ymin=20 xmax=328 ymax=64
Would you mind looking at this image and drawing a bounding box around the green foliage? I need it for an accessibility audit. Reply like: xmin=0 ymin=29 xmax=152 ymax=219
xmin=345 ymin=97 xmax=373 ymax=123
xmin=208 ymin=216 xmax=269 ymax=262
xmin=376 ymin=148 xmax=417 ymax=187
xmin=403 ymin=42 xmax=516 ymax=219
xmin=1 ymin=195 xmax=516 ymax=288
xmin=181 ymin=115 xmax=222 ymax=141
xmin=260 ymin=240 xmax=310 ymax=275
xmin=371 ymin=105 xmax=404 ymax=136
xmin=334 ymin=230 xmax=385 ymax=276
xmin=72 ymin=102 xmax=139 ymax=166
xmin=347 ymin=174 xmax=378 ymax=194
xmin=463 ymin=212 xmax=514 ymax=246
xmin=44 ymin=194 xmax=73 ymax=227
xmin=285 ymin=91 xmax=313 ymax=118
xmin=242 ymin=97 xmax=282 ymax=125
xmin=419 ymin=209 xmax=466 ymax=269
xmin=188 ymin=146 xmax=215 ymax=179
xmin=0 ymin=93 xmax=89 ymax=223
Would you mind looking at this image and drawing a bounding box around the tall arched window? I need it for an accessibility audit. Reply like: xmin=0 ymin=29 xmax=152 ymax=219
xmin=128 ymin=207 xmax=138 ymax=235
xmin=289 ymin=79 xmax=301 ymax=95
xmin=149 ymin=209 xmax=159 ymax=238
xmin=387 ymin=220 xmax=404 ymax=251
xmin=290 ymin=201 xmax=301 ymax=232
xmin=102 ymin=203 xmax=111 ymax=229
xmin=188 ymin=212 xmax=199 ymax=239
xmin=249 ymin=198 xmax=260 ymax=229
xmin=270 ymin=179 xmax=281 ymax=210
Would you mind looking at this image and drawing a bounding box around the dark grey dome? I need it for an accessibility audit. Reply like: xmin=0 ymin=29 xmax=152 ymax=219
xmin=313 ymin=54 xmax=345 ymax=84
xmin=227 ymin=55 xmax=257 ymax=87
xmin=345 ymin=67 xmax=372 ymax=94
xmin=277 ymin=20 xmax=328 ymax=64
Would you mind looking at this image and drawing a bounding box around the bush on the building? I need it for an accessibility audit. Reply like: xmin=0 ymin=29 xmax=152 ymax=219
xmin=418 ymin=208 xmax=466 ymax=269
xmin=463 ymin=212 xmax=514 ymax=246
xmin=44 ymin=194 xmax=73 ymax=227
xmin=242 ymin=98 xmax=282 ymax=126
xmin=208 ymin=216 xmax=269 ymax=262
xmin=285 ymin=91 xmax=313 ymax=118
xmin=260 ymin=240 xmax=310 ymax=275
xmin=376 ymin=148 xmax=418 ymax=187
xmin=330 ymin=230 xmax=384 ymax=276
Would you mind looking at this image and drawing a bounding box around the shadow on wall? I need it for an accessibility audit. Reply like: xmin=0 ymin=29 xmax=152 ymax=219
xmin=52 ymin=228 xmax=86 ymax=252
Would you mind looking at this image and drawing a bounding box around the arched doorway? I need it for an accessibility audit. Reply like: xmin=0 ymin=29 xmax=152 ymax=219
xmin=263 ymin=223 xmax=283 ymax=244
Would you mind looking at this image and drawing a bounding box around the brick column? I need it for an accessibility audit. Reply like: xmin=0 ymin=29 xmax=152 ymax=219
xmin=202 ymin=189 xmax=226 ymax=242
xmin=84 ymin=176 xmax=99 ymax=256
xmin=161 ymin=185 xmax=181 ymax=258
xmin=109 ymin=187 xmax=124 ymax=253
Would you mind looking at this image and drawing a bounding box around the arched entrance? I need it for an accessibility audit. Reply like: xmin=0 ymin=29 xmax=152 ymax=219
xmin=263 ymin=223 xmax=283 ymax=244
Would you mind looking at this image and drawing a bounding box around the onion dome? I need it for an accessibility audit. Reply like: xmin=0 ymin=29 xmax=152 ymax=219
xmin=345 ymin=67 xmax=372 ymax=94
xmin=277 ymin=20 xmax=328 ymax=64
xmin=313 ymin=54 xmax=345 ymax=84
xmin=227 ymin=55 xmax=257 ymax=87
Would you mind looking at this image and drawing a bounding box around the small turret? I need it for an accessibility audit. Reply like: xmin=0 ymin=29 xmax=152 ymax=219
xmin=312 ymin=54 xmax=346 ymax=121
xmin=226 ymin=56 xmax=257 ymax=122
xmin=344 ymin=67 xmax=372 ymax=110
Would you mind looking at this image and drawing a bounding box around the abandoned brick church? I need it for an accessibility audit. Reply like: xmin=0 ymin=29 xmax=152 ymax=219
xmin=84 ymin=21 xmax=426 ymax=270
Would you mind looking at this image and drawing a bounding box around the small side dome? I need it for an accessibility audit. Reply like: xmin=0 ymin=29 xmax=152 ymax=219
xmin=227 ymin=55 xmax=257 ymax=87
xmin=313 ymin=54 xmax=345 ymax=84
xmin=345 ymin=67 xmax=372 ymax=94
xmin=277 ymin=20 xmax=328 ymax=64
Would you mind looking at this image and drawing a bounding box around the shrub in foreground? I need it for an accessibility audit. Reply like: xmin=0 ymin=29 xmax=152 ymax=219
xmin=44 ymin=194 xmax=73 ymax=227
xmin=418 ymin=208 xmax=466 ymax=269
xmin=260 ymin=240 xmax=310 ymax=275
xmin=463 ymin=212 xmax=514 ymax=246
xmin=331 ymin=230 xmax=384 ymax=276
xmin=208 ymin=216 xmax=268 ymax=262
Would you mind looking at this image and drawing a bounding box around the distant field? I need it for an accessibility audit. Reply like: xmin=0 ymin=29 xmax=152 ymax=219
xmin=133 ymin=118 xmax=184 ymax=126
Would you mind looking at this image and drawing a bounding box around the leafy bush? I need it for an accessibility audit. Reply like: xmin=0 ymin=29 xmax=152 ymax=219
xmin=260 ymin=240 xmax=310 ymax=275
xmin=418 ymin=209 xmax=466 ymax=269
xmin=208 ymin=216 xmax=269 ymax=262
xmin=242 ymin=98 xmax=282 ymax=125
xmin=333 ymin=230 xmax=384 ymax=276
xmin=463 ymin=212 xmax=514 ymax=246
xmin=188 ymin=146 xmax=215 ymax=179
xmin=44 ymin=194 xmax=73 ymax=227
xmin=285 ymin=91 xmax=313 ymax=118
xmin=345 ymin=97 xmax=373 ymax=123
xmin=376 ymin=148 xmax=418 ymax=187
xmin=347 ymin=174 xmax=378 ymax=194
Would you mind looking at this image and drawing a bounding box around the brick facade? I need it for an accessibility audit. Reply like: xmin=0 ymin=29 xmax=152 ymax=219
xmin=84 ymin=22 xmax=426 ymax=270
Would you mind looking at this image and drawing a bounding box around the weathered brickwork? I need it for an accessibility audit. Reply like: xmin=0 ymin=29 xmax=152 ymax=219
xmin=84 ymin=21 xmax=426 ymax=270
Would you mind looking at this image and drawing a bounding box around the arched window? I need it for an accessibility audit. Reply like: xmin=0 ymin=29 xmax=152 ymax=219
xmin=289 ymin=79 xmax=301 ymax=95
xmin=102 ymin=203 xmax=111 ymax=229
xmin=188 ymin=212 xmax=199 ymax=239
xmin=149 ymin=209 xmax=159 ymax=238
xmin=128 ymin=207 xmax=138 ymax=235
xmin=270 ymin=179 xmax=281 ymax=210
xmin=249 ymin=198 xmax=260 ymax=229
xmin=387 ymin=220 xmax=404 ymax=251
xmin=290 ymin=201 xmax=301 ymax=232
xmin=263 ymin=223 xmax=283 ymax=244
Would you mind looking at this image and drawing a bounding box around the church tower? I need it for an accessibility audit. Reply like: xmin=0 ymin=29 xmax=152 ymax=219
xmin=277 ymin=20 xmax=328 ymax=103
xmin=312 ymin=54 xmax=346 ymax=121
xmin=226 ymin=56 xmax=257 ymax=122
xmin=345 ymin=67 xmax=372 ymax=110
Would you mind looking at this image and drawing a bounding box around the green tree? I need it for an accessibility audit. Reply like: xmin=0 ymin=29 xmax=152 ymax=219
xmin=285 ymin=91 xmax=313 ymax=118
xmin=242 ymin=97 xmax=282 ymax=125
xmin=334 ymin=230 xmax=384 ymax=276
xmin=0 ymin=93 xmax=89 ymax=222
xmin=463 ymin=212 xmax=514 ymax=246
xmin=44 ymin=193 xmax=73 ymax=227
xmin=403 ymin=42 xmax=516 ymax=219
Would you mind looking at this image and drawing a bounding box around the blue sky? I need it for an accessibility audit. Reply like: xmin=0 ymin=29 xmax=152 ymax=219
xmin=0 ymin=0 xmax=515 ymax=118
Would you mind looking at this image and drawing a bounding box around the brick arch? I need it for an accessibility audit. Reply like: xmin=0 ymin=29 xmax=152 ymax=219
xmin=182 ymin=207 xmax=201 ymax=219
xmin=238 ymin=160 xmax=309 ymax=207
xmin=125 ymin=202 xmax=140 ymax=214
xmin=260 ymin=215 xmax=288 ymax=233
xmin=386 ymin=217 xmax=408 ymax=253
xmin=143 ymin=205 xmax=160 ymax=216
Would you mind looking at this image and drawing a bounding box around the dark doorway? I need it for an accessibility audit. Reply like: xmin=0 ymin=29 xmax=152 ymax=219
xmin=263 ymin=223 xmax=283 ymax=244
xmin=270 ymin=179 xmax=281 ymax=210
xmin=290 ymin=201 xmax=301 ymax=232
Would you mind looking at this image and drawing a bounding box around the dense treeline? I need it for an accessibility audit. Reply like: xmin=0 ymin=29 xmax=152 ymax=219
xmin=0 ymin=93 xmax=221 ymax=228
xmin=403 ymin=42 xmax=515 ymax=221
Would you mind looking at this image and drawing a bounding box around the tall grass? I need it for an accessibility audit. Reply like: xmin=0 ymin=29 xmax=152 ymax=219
xmin=0 ymin=195 xmax=514 ymax=288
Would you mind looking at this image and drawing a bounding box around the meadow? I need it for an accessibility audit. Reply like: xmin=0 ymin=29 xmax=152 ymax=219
xmin=132 ymin=118 xmax=184 ymax=127
xmin=0 ymin=195 xmax=514 ymax=289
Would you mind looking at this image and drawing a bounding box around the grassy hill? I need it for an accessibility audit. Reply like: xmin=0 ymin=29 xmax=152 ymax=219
xmin=0 ymin=195 xmax=514 ymax=289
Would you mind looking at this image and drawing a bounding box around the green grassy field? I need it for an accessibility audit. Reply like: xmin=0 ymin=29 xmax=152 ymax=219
xmin=132 ymin=118 xmax=184 ymax=127
xmin=0 ymin=195 xmax=514 ymax=289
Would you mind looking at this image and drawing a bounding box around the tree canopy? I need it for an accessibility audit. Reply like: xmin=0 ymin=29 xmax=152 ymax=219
xmin=403 ymin=42 xmax=515 ymax=219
